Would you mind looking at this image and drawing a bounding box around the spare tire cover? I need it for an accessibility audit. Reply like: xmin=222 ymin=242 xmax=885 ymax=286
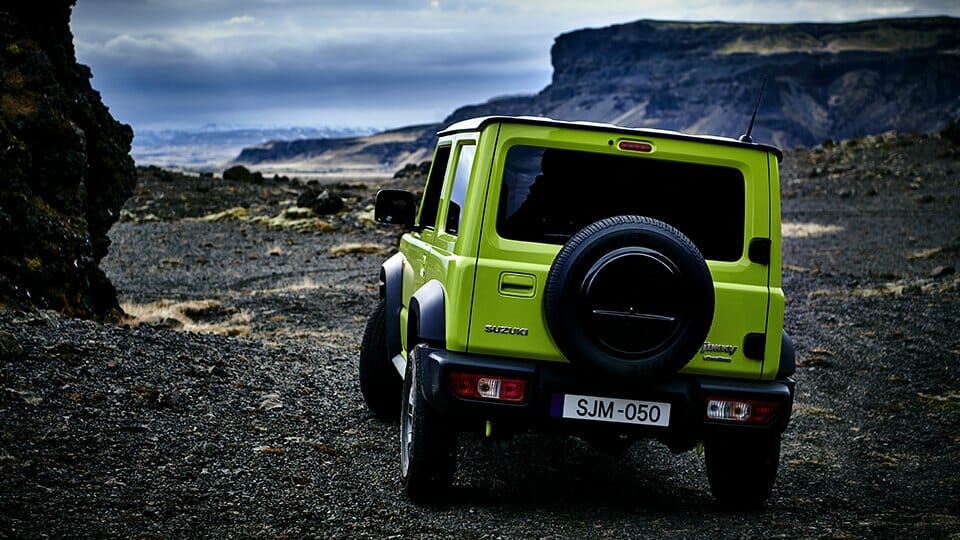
xmin=543 ymin=215 xmax=714 ymax=378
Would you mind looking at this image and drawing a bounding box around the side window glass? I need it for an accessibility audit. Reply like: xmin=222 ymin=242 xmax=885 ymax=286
xmin=418 ymin=145 xmax=451 ymax=229
xmin=445 ymin=144 xmax=476 ymax=235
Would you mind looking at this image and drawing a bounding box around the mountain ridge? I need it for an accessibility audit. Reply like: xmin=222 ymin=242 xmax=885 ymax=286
xmin=233 ymin=16 xmax=960 ymax=170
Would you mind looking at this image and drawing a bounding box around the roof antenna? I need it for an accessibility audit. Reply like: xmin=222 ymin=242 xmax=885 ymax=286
xmin=739 ymin=74 xmax=767 ymax=143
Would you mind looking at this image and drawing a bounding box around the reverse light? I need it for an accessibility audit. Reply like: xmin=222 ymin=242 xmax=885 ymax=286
xmin=449 ymin=372 xmax=527 ymax=403
xmin=705 ymin=397 xmax=779 ymax=425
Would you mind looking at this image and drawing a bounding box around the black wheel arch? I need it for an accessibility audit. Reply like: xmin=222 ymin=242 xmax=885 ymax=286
xmin=777 ymin=330 xmax=796 ymax=379
xmin=408 ymin=280 xmax=446 ymax=350
xmin=380 ymin=253 xmax=404 ymax=360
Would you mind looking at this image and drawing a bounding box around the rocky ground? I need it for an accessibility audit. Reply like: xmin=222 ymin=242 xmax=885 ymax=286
xmin=1 ymin=133 xmax=959 ymax=538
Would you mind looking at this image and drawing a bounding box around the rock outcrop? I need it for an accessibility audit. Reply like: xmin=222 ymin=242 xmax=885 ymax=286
xmin=0 ymin=1 xmax=136 ymax=318
xmin=446 ymin=17 xmax=960 ymax=148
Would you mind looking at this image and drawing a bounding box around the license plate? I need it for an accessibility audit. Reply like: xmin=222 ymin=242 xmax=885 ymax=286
xmin=553 ymin=394 xmax=671 ymax=427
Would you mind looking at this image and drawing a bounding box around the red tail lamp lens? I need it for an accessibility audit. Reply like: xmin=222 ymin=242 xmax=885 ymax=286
xmin=705 ymin=397 xmax=780 ymax=425
xmin=449 ymin=372 xmax=527 ymax=403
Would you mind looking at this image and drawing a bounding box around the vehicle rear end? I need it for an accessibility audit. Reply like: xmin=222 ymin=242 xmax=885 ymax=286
xmin=387 ymin=116 xmax=794 ymax=508
xmin=428 ymin=118 xmax=793 ymax=507
xmin=466 ymin=119 xmax=786 ymax=382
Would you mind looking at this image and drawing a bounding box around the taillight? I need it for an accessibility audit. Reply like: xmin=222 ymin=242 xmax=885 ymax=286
xmin=449 ymin=372 xmax=527 ymax=403
xmin=705 ymin=397 xmax=779 ymax=425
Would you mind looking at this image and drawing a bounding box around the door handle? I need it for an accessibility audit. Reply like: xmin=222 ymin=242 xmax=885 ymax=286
xmin=499 ymin=272 xmax=536 ymax=297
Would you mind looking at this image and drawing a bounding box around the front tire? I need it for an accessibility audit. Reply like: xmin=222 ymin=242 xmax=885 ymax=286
xmin=400 ymin=346 xmax=457 ymax=503
xmin=359 ymin=300 xmax=401 ymax=420
xmin=705 ymin=434 xmax=781 ymax=509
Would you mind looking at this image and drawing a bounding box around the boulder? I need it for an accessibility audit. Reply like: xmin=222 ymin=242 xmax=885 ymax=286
xmin=296 ymin=189 xmax=344 ymax=215
xmin=222 ymin=165 xmax=264 ymax=183
xmin=0 ymin=1 xmax=136 ymax=319
xmin=941 ymin=116 xmax=960 ymax=146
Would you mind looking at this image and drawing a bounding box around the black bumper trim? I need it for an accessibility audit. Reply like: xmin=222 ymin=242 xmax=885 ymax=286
xmin=414 ymin=346 xmax=794 ymax=439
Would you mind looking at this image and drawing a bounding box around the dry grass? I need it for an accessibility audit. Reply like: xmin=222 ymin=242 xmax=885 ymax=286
xmin=810 ymin=275 xmax=960 ymax=298
xmin=918 ymin=391 xmax=960 ymax=413
xmin=195 ymin=207 xmax=249 ymax=222
xmin=782 ymin=222 xmax=844 ymax=238
xmin=328 ymin=242 xmax=387 ymax=258
xmin=792 ymin=403 xmax=842 ymax=421
xmin=249 ymin=208 xmax=335 ymax=232
xmin=261 ymin=328 xmax=351 ymax=342
xmin=907 ymin=247 xmax=943 ymax=260
xmin=192 ymin=206 xmax=335 ymax=232
xmin=255 ymin=277 xmax=321 ymax=295
xmin=717 ymin=29 xmax=941 ymax=56
xmin=121 ymin=299 xmax=252 ymax=337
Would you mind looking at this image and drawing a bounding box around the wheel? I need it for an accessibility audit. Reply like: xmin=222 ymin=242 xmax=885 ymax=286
xmin=705 ymin=434 xmax=781 ymax=509
xmin=543 ymin=215 xmax=714 ymax=379
xmin=359 ymin=300 xmax=401 ymax=419
xmin=400 ymin=346 xmax=457 ymax=503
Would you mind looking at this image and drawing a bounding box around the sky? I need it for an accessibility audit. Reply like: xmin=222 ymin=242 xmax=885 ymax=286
xmin=71 ymin=0 xmax=960 ymax=132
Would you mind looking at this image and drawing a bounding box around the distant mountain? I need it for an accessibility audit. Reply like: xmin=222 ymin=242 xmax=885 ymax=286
xmin=447 ymin=17 xmax=960 ymax=148
xmin=132 ymin=126 xmax=376 ymax=169
xmin=234 ymin=16 xmax=960 ymax=170
xmin=232 ymin=124 xmax=435 ymax=169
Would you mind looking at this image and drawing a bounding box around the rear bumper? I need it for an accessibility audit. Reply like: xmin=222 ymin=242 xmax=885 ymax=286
xmin=414 ymin=345 xmax=794 ymax=446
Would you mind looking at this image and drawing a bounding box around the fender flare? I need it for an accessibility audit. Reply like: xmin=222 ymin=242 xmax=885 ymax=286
xmin=380 ymin=253 xmax=404 ymax=360
xmin=409 ymin=280 xmax=446 ymax=347
xmin=777 ymin=330 xmax=796 ymax=379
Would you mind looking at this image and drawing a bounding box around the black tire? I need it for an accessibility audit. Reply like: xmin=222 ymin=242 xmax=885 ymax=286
xmin=705 ymin=434 xmax=781 ymax=509
xmin=543 ymin=215 xmax=714 ymax=379
xmin=359 ymin=300 xmax=401 ymax=420
xmin=400 ymin=346 xmax=457 ymax=503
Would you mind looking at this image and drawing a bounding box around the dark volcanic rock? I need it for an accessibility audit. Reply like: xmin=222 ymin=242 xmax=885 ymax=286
xmin=0 ymin=1 xmax=136 ymax=318
xmin=942 ymin=115 xmax=960 ymax=146
xmin=393 ymin=161 xmax=432 ymax=179
xmin=222 ymin=164 xmax=264 ymax=183
xmin=444 ymin=17 xmax=960 ymax=148
xmin=296 ymin=189 xmax=344 ymax=215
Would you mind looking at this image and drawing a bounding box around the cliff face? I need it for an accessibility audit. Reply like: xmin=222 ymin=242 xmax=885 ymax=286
xmin=0 ymin=1 xmax=136 ymax=318
xmin=446 ymin=17 xmax=960 ymax=148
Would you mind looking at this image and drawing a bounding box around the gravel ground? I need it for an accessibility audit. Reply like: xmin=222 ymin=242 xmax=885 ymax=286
xmin=1 ymin=133 xmax=959 ymax=538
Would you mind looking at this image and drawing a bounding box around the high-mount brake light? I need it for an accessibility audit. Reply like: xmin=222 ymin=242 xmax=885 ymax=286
xmin=617 ymin=140 xmax=654 ymax=153
xmin=705 ymin=397 xmax=779 ymax=425
xmin=449 ymin=372 xmax=526 ymax=403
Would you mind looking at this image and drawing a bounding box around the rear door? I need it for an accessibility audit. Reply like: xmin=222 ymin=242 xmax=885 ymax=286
xmin=467 ymin=123 xmax=773 ymax=380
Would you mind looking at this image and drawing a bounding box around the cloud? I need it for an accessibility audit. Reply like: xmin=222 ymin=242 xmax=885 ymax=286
xmin=224 ymin=14 xmax=260 ymax=25
xmin=70 ymin=0 xmax=960 ymax=129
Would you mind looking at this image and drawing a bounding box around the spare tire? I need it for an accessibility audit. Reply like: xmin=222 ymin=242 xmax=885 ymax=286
xmin=543 ymin=215 xmax=714 ymax=379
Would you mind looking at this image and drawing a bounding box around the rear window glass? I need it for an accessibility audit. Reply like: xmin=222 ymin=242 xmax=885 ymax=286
xmin=496 ymin=146 xmax=746 ymax=261
xmin=445 ymin=143 xmax=476 ymax=235
xmin=418 ymin=145 xmax=451 ymax=229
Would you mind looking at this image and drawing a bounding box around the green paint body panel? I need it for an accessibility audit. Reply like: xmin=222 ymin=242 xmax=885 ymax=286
xmin=397 ymin=118 xmax=785 ymax=382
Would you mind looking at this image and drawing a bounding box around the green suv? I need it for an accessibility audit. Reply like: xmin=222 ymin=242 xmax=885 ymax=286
xmin=360 ymin=116 xmax=795 ymax=508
